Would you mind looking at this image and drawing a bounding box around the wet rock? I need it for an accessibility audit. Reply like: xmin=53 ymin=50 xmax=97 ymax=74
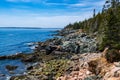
xmin=0 ymin=56 xmax=7 ymax=60
xmin=6 ymin=65 xmax=18 ymax=71
xmin=0 ymin=74 xmax=5 ymax=77
xmin=53 ymin=38 xmax=62 ymax=45
xmin=9 ymin=71 xmax=15 ymax=74
xmin=27 ymin=66 xmax=33 ymax=70
xmin=21 ymin=54 xmax=40 ymax=62
xmin=0 ymin=53 xmax=26 ymax=60
xmin=10 ymin=75 xmax=27 ymax=80
xmin=45 ymin=45 xmax=58 ymax=55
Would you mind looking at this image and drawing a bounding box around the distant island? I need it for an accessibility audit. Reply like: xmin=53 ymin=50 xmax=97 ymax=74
xmin=0 ymin=27 xmax=62 ymax=29
xmin=0 ymin=27 xmax=42 ymax=29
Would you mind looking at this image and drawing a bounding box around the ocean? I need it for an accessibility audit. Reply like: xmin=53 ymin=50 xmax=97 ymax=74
xmin=0 ymin=28 xmax=60 ymax=80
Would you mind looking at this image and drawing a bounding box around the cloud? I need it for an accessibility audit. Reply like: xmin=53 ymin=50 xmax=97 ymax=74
xmin=44 ymin=2 xmax=86 ymax=7
xmin=1 ymin=0 xmax=105 ymax=28
xmin=0 ymin=12 xmax=92 ymax=28
xmin=6 ymin=0 xmax=29 ymax=2
xmin=69 ymin=3 xmax=86 ymax=7
xmin=43 ymin=2 xmax=68 ymax=6
xmin=69 ymin=0 xmax=105 ymax=8
xmin=6 ymin=0 xmax=41 ymax=3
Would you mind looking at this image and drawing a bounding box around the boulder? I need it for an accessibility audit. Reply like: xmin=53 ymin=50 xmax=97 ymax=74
xmin=87 ymin=58 xmax=108 ymax=75
xmin=45 ymin=46 xmax=53 ymax=55
xmin=10 ymin=75 xmax=27 ymax=80
xmin=6 ymin=65 xmax=18 ymax=71
xmin=9 ymin=71 xmax=15 ymax=74
xmin=0 ymin=74 xmax=5 ymax=77
xmin=27 ymin=66 xmax=33 ymax=70
xmin=0 ymin=53 xmax=27 ymax=60
xmin=21 ymin=55 xmax=39 ymax=62
xmin=0 ymin=56 xmax=7 ymax=60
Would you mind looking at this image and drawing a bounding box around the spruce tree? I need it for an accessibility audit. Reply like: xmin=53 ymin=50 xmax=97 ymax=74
xmin=100 ymin=7 xmax=120 ymax=50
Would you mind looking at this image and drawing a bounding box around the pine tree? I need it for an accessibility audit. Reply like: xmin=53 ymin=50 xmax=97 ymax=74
xmin=100 ymin=7 xmax=120 ymax=50
xmin=93 ymin=9 xmax=96 ymax=17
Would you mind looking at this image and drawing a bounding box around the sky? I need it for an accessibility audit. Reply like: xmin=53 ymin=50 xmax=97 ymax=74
xmin=0 ymin=0 xmax=105 ymax=28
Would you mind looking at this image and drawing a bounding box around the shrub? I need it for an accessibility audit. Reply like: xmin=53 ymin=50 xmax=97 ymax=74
xmin=105 ymin=49 xmax=120 ymax=63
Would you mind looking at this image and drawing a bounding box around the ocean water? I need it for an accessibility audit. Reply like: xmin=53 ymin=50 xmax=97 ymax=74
xmin=0 ymin=28 xmax=60 ymax=80
xmin=0 ymin=28 xmax=59 ymax=56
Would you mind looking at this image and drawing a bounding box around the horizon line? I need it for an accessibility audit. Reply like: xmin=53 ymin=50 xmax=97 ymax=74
xmin=0 ymin=27 xmax=63 ymax=29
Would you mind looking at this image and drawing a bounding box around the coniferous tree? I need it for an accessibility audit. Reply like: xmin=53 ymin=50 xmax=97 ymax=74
xmin=100 ymin=1 xmax=120 ymax=50
xmin=93 ymin=9 xmax=96 ymax=17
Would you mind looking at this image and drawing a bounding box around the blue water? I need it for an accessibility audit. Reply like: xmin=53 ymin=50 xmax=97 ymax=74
xmin=0 ymin=28 xmax=59 ymax=56
xmin=0 ymin=28 xmax=60 ymax=80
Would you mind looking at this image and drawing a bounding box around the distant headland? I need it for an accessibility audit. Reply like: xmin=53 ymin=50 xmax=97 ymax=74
xmin=0 ymin=27 xmax=41 ymax=29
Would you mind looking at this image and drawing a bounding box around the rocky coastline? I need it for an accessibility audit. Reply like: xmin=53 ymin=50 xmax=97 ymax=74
xmin=1 ymin=28 xmax=120 ymax=80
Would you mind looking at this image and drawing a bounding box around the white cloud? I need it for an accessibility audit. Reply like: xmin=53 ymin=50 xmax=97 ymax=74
xmin=44 ymin=2 xmax=86 ymax=7
xmin=68 ymin=0 xmax=104 ymax=8
xmin=0 ymin=12 xmax=92 ymax=28
xmin=69 ymin=3 xmax=86 ymax=7
xmin=43 ymin=2 xmax=68 ymax=6
xmin=6 ymin=0 xmax=40 ymax=3
xmin=2 ymin=0 xmax=105 ymax=28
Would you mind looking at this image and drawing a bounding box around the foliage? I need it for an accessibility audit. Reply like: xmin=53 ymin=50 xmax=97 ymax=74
xmin=64 ymin=0 xmax=120 ymax=51
xmin=105 ymin=49 xmax=120 ymax=63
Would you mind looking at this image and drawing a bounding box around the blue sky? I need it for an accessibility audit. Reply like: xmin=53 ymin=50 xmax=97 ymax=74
xmin=0 ymin=0 xmax=105 ymax=28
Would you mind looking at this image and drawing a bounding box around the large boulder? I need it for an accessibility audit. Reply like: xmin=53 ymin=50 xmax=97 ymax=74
xmin=6 ymin=65 xmax=18 ymax=71
xmin=21 ymin=54 xmax=41 ymax=62
xmin=87 ymin=57 xmax=109 ymax=75
xmin=45 ymin=46 xmax=57 ymax=55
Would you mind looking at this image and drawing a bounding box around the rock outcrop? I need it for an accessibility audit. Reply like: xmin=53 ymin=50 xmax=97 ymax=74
xmin=1 ymin=29 xmax=120 ymax=80
xmin=6 ymin=65 xmax=18 ymax=71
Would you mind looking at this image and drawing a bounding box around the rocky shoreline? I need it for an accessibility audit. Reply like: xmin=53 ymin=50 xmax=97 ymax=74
xmin=1 ymin=29 xmax=120 ymax=80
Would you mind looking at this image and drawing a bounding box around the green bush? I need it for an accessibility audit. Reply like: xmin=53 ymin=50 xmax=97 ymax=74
xmin=105 ymin=49 xmax=120 ymax=63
